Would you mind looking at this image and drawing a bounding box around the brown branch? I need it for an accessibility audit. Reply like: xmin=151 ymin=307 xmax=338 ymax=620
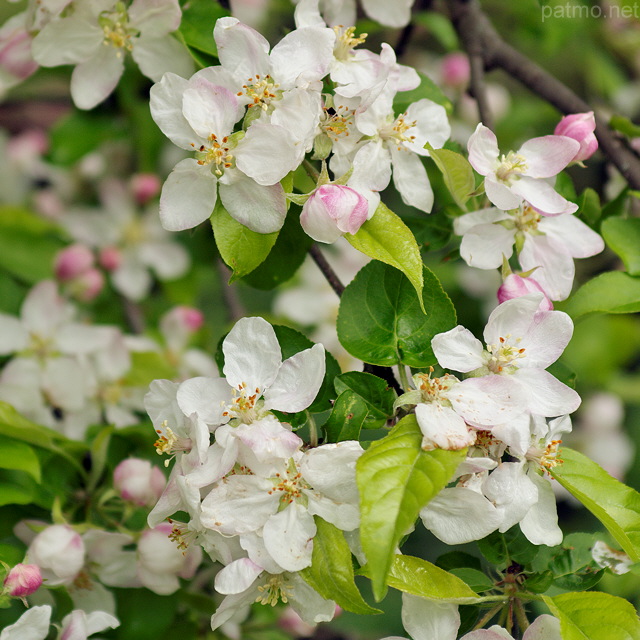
xmin=447 ymin=0 xmax=640 ymax=190
xmin=308 ymin=244 xmax=345 ymax=297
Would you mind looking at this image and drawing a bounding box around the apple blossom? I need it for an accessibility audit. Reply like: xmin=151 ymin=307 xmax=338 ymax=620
xmin=113 ymin=458 xmax=166 ymax=507
xmin=467 ymin=123 xmax=579 ymax=214
xmin=0 ymin=605 xmax=51 ymax=640
xmin=554 ymin=111 xmax=598 ymax=163
xmin=2 ymin=563 xmax=42 ymax=597
xmin=59 ymin=610 xmax=120 ymax=640
xmin=26 ymin=524 xmax=85 ymax=586
xmin=54 ymin=244 xmax=95 ymax=281
xmin=497 ymin=273 xmax=553 ymax=310
xmin=441 ymin=52 xmax=470 ymax=89
xmin=0 ymin=12 xmax=38 ymax=96
xmin=31 ymin=0 xmax=194 ymax=109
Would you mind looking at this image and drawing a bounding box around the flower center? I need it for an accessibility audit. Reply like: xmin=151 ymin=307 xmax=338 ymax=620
xmin=415 ymin=368 xmax=457 ymax=403
xmin=192 ymin=134 xmax=235 ymax=177
xmin=167 ymin=518 xmax=197 ymax=552
xmin=495 ymin=151 xmax=527 ymax=183
xmin=238 ymin=74 xmax=280 ymax=111
xmin=526 ymin=439 xmax=563 ymax=472
xmin=221 ymin=382 xmax=262 ymax=423
xmin=485 ymin=335 xmax=526 ymax=374
xmin=99 ymin=4 xmax=137 ymax=54
xmin=269 ymin=463 xmax=308 ymax=508
xmin=256 ymin=575 xmax=292 ymax=606
xmin=381 ymin=113 xmax=417 ymax=150
xmin=333 ymin=25 xmax=368 ymax=61
xmin=320 ymin=104 xmax=354 ymax=141
xmin=154 ymin=422 xmax=192 ymax=465
xmin=26 ymin=332 xmax=55 ymax=360
xmin=515 ymin=205 xmax=541 ymax=233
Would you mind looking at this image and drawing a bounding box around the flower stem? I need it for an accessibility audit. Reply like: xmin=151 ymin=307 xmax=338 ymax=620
xmin=397 ymin=364 xmax=411 ymax=392
xmin=307 ymin=411 xmax=318 ymax=448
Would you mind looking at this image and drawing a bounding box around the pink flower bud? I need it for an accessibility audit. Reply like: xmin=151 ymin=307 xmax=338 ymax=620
xmin=497 ymin=274 xmax=554 ymax=310
xmin=441 ymin=52 xmax=470 ymax=88
xmin=26 ymin=524 xmax=85 ymax=586
xmin=0 ymin=26 xmax=37 ymax=80
xmin=301 ymin=184 xmax=370 ymax=244
xmin=130 ymin=173 xmax=161 ymax=204
xmin=54 ymin=244 xmax=94 ymax=281
xmin=165 ymin=306 xmax=204 ymax=333
xmin=3 ymin=563 xmax=42 ymax=597
xmin=99 ymin=246 xmax=122 ymax=271
xmin=72 ymin=268 xmax=105 ymax=302
xmin=554 ymin=112 xmax=598 ymax=162
xmin=113 ymin=458 xmax=166 ymax=507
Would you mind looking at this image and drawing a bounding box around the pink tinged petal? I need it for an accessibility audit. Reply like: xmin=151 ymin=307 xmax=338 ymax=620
xmin=453 ymin=207 xmax=509 ymax=236
xmin=0 ymin=314 xmax=28 ymax=354
xmin=31 ymin=17 xmax=102 ymax=66
xmin=510 ymin=176 xmax=577 ymax=215
xmin=512 ymin=368 xmax=581 ymax=417
xmin=234 ymin=417 xmax=303 ymax=462
xmin=263 ymin=503 xmax=316 ymax=572
xmin=149 ymin=72 xmax=198 ymax=150
xmin=132 ymin=35 xmax=194 ymax=82
xmin=390 ymin=147 xmax=434 ymax=213
xmin=218 ymin=174 xmax=287 ymax=233
xmin=300 ymin=198 xmax=346 ymax=243
xmin=182 ymin=79 xmax=239 ymax=139
xmin=403 ymin=99 xmax=451 ymax=156
xmin=214 ymin=558 xmax=264 ymax=595
xmin=159 ymin=158 xmax=218 ymax=231
xmin=483 ymin=294 xmax=543 ymax=347
xmin=498 ymin=275 xmax=553 ymax=310
xmin=467 ymin=123 xmax=500 ymax=176
xmin=518 ymin=135 xmax=580 ymax=178
xmin=269 ymin=27 xmax=335 ymax=88
xmin=555 ymin=113 xmax=598 ymax=163
xmin=214 ymin=17 xmax=270 ymax=81
xmin=519 ymin=471 xmax=563 ymax=546
xmin=540 ymin=213 xmax=604 ymax=258
xmin=401 ymin=593 xmax=460 ymax=640
xmin=210 ymin=587 xmax=261 ymax=632
xmin=484 ymin=176 xmax=522 ymax=210
xmin=459 ymin=222 xmax=515 ymax=269
xmin=177 ymin=376 xmax=231 ymax=425
xmin=223 ymin=316 xmax=282 ymax=392
xmin=70 ymin=46 xmax=124 ymax=110
xmin=1 ymin=606 xmax=52 ymax=640
xmin=415 ymin=403 xmax=474 ymax=451
xmin=129 ymin=0 xmax=181 ymax=35
xmin=523 ymin=614 xmax=562 ymax=640
xmin=515 ymin=309 xmax=574 ymax=370
xmin=351 ymin=140 xmax=392 ymax=192
xmin=450 ymin=376 xmax=526 ymax=426
xmin=235 ymin=122 xmax=300 ymax=185
xmin=519 ymin=236 xmax=575 ymax=301
xmin=420 ymin=487 xmax=501 ymax=544
xmin=361 ymin=0 xmax=413 ymax=27
xmin=432 ymin=326 xmax=485 ymax=373
xmin=263 ymin=343 xmax=325 ymax=412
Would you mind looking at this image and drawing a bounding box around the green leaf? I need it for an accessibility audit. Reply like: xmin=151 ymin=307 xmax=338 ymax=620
xmin=0 ymin=481 xmax=33 ymax=507
xmin=393 ymin=71 xmax=452 ymax=114
xmin=178 ymin=0 xmax=228 ymax=57
xmin=477 ymin=528 xmax=541 ymax=568
xmin=211 ymin=202 xmax=279 ymax=281
xmin=551 ymin=447 xmax=640 ymax=562
xmin=346 ymin=202 xmax=426 ymax=311
xmin=448 ymin=568 xmax=494 ymax=593
xmin=610 ymin=114 xmax=640 ymax=138
xmin=334 ymin=371 xmax=397 ymax=425
xmin=300 ymin=517 xmax=382 ymax=615
xmin=577 ymin=187 xmax=601 ymax=226
xmin=0 ymin=438 xmax=40 ymax=482
xmin=87 ymin=426 xmax=114 ymax=492
xmin=379 ymin=555 xmax=480 ymax=602
xmin=425 ymin=145 xmax=475 ymax=211
xmin=337 ymin=261 xmax=456 ymax=367
xmin=323 ymin=391 xmax=370 ymax=443
xmin=122 ymin=351 xmax=177 ymax=387
xmin=0 ymin=402 xmax=70 ymax=450
xmin=357 ymin=415 xmax=467 ymax=600
xmin=241 ymin=206 xmax=313 ymax=290
xmin=412 ymin=12 xmax=459 ymax=49
xmin=543 ymin=591 xmax=640 ymax=640
xmin=562 ymin=271 xmax=640 ymax=318
xmin=602 ymin=217 xmax=640 ymax=276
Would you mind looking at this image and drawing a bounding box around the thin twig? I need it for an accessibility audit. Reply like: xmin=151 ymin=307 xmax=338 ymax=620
xmin=121 ymin=296 xmax=145 ymax=334
xmin=308 ymin=244 xmax=345 ymax=297
xmin=447 ymin=0 xmax=640 ymax=190
xmin=468 ymin=54 xmax=493 ymax=130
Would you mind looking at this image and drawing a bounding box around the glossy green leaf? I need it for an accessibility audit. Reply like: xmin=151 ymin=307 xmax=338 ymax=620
xmin=551 ymin=447 xmax=640 ymax=562
xmin=357 ymin=415 xmax=467 ymax=600
xmin=543 ymin=591 xmax=640 ymax=640
xmin=477 ymin=528 xmax=540 ymax=568
xmin=602 ymin=217 xmax=640 ymax=275
xmin=300 ymin=517 xmax=381 ymax=615
xmin=337 ymin=261 xmax=456 ymax=367
xmin=0 ymin=438 xmax=40 ymax=482
xmin=383 ymin=555 xmax=480 ymax=603
xmin=425 ymin=144 xmax=475 ymax=210
xmin=0 ymin=482 xmax=33 ymax=507
xmin=346 ymin=202 xmax=425 ymax=311
xmin=562 ymin=272 xmax=640 ymax=318
xmin=211 ymin=202 xmax=279 ymax=281
xmin=324 ymin=391 xmax=370 ymax=442
xmin=179 ymin=0 xmax=228 ymax=57
xmin=334 ymin=371 xmax=397 ymax=425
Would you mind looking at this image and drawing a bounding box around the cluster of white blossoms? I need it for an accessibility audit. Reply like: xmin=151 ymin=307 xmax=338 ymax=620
xmin=149 ymin=8 xmax=450 ymax=240
xmin=144 ymin=316 xmax=363 ymax=629
xmin=456 ymin=120 xmax=604 ymax=304
xmin=397 ymin=294 xmax=580 ymax=547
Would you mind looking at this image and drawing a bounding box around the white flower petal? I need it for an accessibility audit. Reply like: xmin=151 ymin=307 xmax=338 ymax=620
xmin=415 ymin=403 xmax=474 ymax=451
xmin=391 ymin=147 xmax=433 ymax=213
xmin=263 ymin=503 xmax=316 ymax=572
xmin=401 ymin=593 xmax=460 ymax=640
xmin=540 ymin=213 xmax=604 ymax=258
xmin=132 ymin=35 xmax=194 ymax=81
xmin=0 ymin=314 xmax=28 ymax=354
xmin=32 ymin=17 xmax=102 ymax=66
xmin=484 ymin=177 xmax=522 ymax=210
xmin=234 ymin=416 xmax=302 ymax=462
xmin=177 ymin=376 xmax=231 ymax=426
xmin=519 ymin=235 xmax=575 ymax=301
xmin=511 ymin=176 xmax=577 ymax=215
xmin=519 ymin=472 xmax=563 ymax=546
xmin=0 ymin=605 xmax=51 ymax=640
xmin=214 ymin=16 xmax=270 ymax=81
xmin=149 ymin=72 xmax=198 ymax=149
xmin=513 ymin=368 xmax=581 ymax=417
xmin=523 ymin=614 xmax=562 ymax=640
xmin=467 ymin=123 xmax=499 ymax=176
xmin=519 ymin=135 xmax=579 ymax=178
xmin=459 ymin=222 xmax=515 ymax=269
xmin=182 ymin=79 xmax=239 ymax=139
xmin=432 ymin=326 xmax=485 ymax=373
xmin=70 ymin=46 xmax=124 ymax=110
xmin=214 ymin=558 xmax=264 ymax=595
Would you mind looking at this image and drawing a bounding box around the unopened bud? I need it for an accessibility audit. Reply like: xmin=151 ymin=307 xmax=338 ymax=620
xmin=72 ymin=268 xmax=104 ymax=302
xmin=554 ymin=112 xmax=598 ymax=163
xmin=99 ymin=246 xmax=122 ymax=272
xmin=130 ymin=173 xmax=161 ymax=204
xmin=3 ymin=563 xmax=42 ymax=597
xmin=54 ymin=245 xmax=94 ymax=281
xmin=497 ymin=274 xmax=553 ymax=310
xmin=113 ymin=458 xmax=166 ymax=508
xmin=441 ymin=52 xmax=470 ymax=88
